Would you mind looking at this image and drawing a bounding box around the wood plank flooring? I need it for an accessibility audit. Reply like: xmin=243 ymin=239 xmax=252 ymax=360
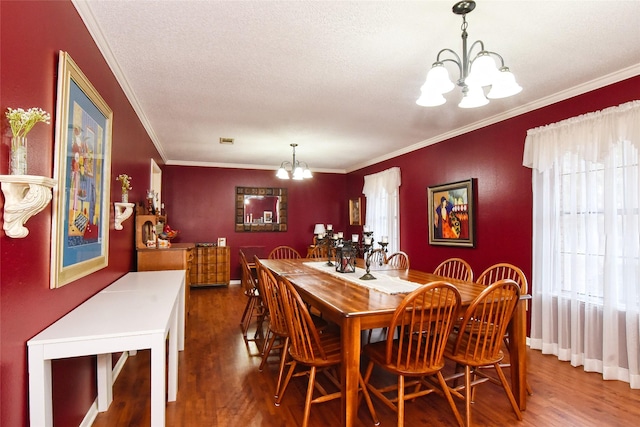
xmin=92 ymin=284 xmax=640 ymax=426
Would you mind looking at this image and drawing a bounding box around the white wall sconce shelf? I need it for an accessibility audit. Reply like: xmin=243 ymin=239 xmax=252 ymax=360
xmin=0 ymin=175 xmax=57 ymax=238
xmin=114 ymin=202 xmax=135 ymax=230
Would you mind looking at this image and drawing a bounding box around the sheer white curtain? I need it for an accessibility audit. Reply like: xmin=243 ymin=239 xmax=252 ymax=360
xmin=523 ymin=100 xmax=640 ymax=389
xmin=362 ymin=167 xmax=401 ymax=254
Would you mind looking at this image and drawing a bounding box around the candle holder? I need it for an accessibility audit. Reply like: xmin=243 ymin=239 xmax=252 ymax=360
xmin=359 ymin=239 xmax=376 ymax=280
xmin=378 ymin=241 xmax=389 ymax=253
xmin=318 ymin=230 xmax=336 ymax=266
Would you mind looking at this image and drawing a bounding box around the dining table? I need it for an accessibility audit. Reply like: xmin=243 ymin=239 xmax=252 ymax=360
xmin=260 ymin=257 xmax=528 ymax=427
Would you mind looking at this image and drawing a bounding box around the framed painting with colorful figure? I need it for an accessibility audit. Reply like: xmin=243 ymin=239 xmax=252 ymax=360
xmin=427 ymin=179 xmax=475 ymax=247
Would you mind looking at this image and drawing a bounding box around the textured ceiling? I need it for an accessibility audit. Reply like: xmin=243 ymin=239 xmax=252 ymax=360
xmin=73 ymin=0 xmax=640 ymax=174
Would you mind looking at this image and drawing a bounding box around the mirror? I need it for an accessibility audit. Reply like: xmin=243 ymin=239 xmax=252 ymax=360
xmin=235 ymin=187 xmax=287 ymax=232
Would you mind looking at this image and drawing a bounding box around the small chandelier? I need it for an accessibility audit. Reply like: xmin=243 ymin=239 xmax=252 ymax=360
xmin=416 ymin=1 xmax=522 ymax=109
xmin=276 ymin=143 xmax=312 ymax=180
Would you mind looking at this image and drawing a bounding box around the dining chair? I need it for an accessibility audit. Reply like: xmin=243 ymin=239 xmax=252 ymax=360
xmin=268 ymin=245 xmax=302 ymax=259
xmin=239 ymin=250 xmax=265 ymax=344
xmin=385 ymin=251 xmax=410 ymax=269
xmin=276 ymin=276 xmax=379 ymax=427
xmin=433 ymin=257 xmax=474 ymax=281
xmin=305 ymin=245 xmax=327 ymax=259
xmin=362 ymin=281 xmax=464 ymax=427
xmin=443 ymin=279 xmax=523 ymax=427
xmin=367 ymin=248 xmax=387 ymax=267
xmin=475 ymin=262 xmax=532 ymax=395
xmin=255 ymin=259 xmax=292 ymax=400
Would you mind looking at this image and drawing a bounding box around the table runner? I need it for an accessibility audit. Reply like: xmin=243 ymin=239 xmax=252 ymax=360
xmin=303 ymin=261 xmax=421 ymax=295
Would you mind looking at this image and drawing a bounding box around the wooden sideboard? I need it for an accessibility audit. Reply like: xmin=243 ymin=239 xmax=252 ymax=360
xmin=190 ymin=245 xmax=230 ymax=287
xmin=137 ymin=243 xmax=195 ymax=310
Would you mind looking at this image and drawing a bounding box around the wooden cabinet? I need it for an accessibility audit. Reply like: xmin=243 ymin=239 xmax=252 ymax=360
xmin=190 ymin=245 xmax=230 ymax=287
xmin=137 ymin=243 xmax=195 ymax=310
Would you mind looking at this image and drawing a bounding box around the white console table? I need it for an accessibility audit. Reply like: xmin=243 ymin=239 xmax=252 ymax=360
xmin=27 ymin=270 xmax=186 ymax=427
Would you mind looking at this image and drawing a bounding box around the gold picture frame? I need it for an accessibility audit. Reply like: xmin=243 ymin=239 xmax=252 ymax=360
xmin=50 ymin=51 xmax=113 ymax=288
xmin=349 ymin=197 xmax=361 ymax=225
xmin=427 ymin=179 xmax=475 ymax=247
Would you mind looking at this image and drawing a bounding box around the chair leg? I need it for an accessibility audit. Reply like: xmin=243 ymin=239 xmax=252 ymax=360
xmin=275 ymin=359 xmax=297 ymax=406
xmin=493 ymin=363 xmax=523 ymax=421
xmin=274 ymin=337 xmax=290 ymax=399
xmin=240 ymin=296 xmax=256 ymax=338
xmin=259 ymin=330 xmax=276 ymax=371
xmin=397 ymin=375 xmax=405 ymax=427
xmin=464 ymin=365 xmax=472 ymax=427
xmin=358 ymin=373 xmax=380 ymax=426
xmin=436 ymin=371 xmax=464 ymax=427
xmin=302 ymin=366 xmax=317 ymax=427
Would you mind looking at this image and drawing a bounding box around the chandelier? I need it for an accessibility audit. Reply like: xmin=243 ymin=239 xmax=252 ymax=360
xmin=276 ymin=143 xmax=312 ymax=180
xmin=416 ymin=1 xmax=522 ymax=109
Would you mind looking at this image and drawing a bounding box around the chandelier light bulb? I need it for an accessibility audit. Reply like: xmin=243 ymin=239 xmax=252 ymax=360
xmin=466 ymin=52 xmax=499 ymax=87
xmin=487 ymin=67 xmax=522 ymax=99
xmin=416 ymin=1 xmax=520 ymax=108
xmin=458 ymin=85 xmax=489 ymax=108
xmin=425 ymin=63 xmax=455 ymax=94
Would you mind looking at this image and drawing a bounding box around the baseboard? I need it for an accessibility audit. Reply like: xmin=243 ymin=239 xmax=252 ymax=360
xmin=79 ymin=351 xmax=130 ymax=427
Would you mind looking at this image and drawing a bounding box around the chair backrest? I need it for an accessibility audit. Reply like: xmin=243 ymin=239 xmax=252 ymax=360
xmin=277 ymin=276 xmax=329 ymax=363
xmin=268 ymin=245 xmax=302 ymax=259
xmin=449 ymin=279 xmax=521 ymax=366
xmin=239 ymin=250 xmax=258 ymax=295
xmin=255 ymin=259 xmax=288 ymax=336
xmin=306 ymin=245 xmax=327 ymax=259
xmin=367 ymin=249 xmax=387 ymax=266
xmin=386 ymin=251 xmax=410 ymax=269
xmin=434 ymin=257 xmax=474 ymax=282
xmin=476 ymin=263 xmax=528 ymax=295
xmin=384 ymin=281 xmax=461 ymax=373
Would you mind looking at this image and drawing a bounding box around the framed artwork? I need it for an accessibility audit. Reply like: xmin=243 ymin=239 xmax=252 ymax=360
xmin=349 ymin=197 xmax=362 ymax=225
xmin=50 ymin=51 xmax=113 ymax=288
xmin=427 ymin=179 xmax=475 ymax=247
xmin=217 ymin=237 xmax=227 ymax=247
xmin=263 ymin=211 xmax=273 ymax=223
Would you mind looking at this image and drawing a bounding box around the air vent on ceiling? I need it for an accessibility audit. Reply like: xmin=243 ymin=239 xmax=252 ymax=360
xmin=219 ymin=137 xmax=234 ymax=145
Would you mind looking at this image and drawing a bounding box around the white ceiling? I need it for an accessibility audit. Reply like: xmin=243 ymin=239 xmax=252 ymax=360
xmin=73 ymin=0 xmax=640 ymax=174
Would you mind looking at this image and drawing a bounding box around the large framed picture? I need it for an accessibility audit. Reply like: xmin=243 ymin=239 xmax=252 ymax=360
xmin=349 ymin=197 xmax=362 ymax=225
xmin=50 ymin=51 xmax=113 ymax=288
xmin=427 ymin=179 xmax=475 ymax=247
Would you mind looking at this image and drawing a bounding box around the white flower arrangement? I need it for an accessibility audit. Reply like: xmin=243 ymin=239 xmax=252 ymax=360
xmin=5 ymin=107 xmax=51 ymax=138
xmin=116 ymin=173 xmax=132 ymax=193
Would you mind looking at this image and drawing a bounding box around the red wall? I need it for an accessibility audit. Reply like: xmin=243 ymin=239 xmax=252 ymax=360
xmin=1 ymin=2 xmax=162 ymax=426
xmin=163 ymin=166 xmax=348 ymax=277
xmin=346 ymin=75 xmax=640 ymax=286
xmin=2 ymin=1 xmax=639 ymax=427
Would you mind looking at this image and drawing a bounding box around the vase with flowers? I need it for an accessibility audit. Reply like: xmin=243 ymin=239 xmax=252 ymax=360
xmin=5 ymin=107 xmax=51 ymax=175
xmin=116 ymin=173 xmax=132 ymax=203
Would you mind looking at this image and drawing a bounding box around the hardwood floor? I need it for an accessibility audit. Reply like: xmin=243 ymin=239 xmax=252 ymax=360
xmin=92 ymin=284 xmax=640 ymax=427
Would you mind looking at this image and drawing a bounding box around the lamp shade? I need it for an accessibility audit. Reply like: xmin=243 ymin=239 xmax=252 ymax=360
xmin=425 ymin=63 xmax=455 ymax=94
xmin=458 ymin=85 xmax=489 ymax=108
xmin=416 ymin=88 xmax=447 ymax=107
xmin=276 ymin=167 xmax=290 ymax=179
xmin=466 ymin=52 xmax=499 ymax=87
xmin=313 ymin=223 xmax=326 ymax=235
xmin=487 ymin=68 xmax=522 ymax=99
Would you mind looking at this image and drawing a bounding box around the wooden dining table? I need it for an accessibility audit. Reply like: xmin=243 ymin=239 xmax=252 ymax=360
xmin=260 ymin=258 xmax=528 ymax=427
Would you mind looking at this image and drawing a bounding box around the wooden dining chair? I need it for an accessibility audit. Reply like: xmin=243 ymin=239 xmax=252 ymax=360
xmin=255 ymin=259 xmax=291 ymax=400
xmin=305 ymin=245 xmax=327 ymax=259
xmin=276 ymin=276 xmax=379 ymax=427
xmin=367 ymin=248 xmax=387 ymax=267
xmin=385 ymin=251 xmax=410 ymax=269
xmin=443 ymin=279 xmax=523 ymax=427
xmin=433 ymin=257 xmax=474 ymax=281
xmin=239 ymin=250 xmax=265 ymax=344
xmin=476 ymin=262 xmax=532 ymax=395
xmin=363 ymin=281 xmax=464 ymax=427
xmin=268 ymin=245 xmax=302 ymax=259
